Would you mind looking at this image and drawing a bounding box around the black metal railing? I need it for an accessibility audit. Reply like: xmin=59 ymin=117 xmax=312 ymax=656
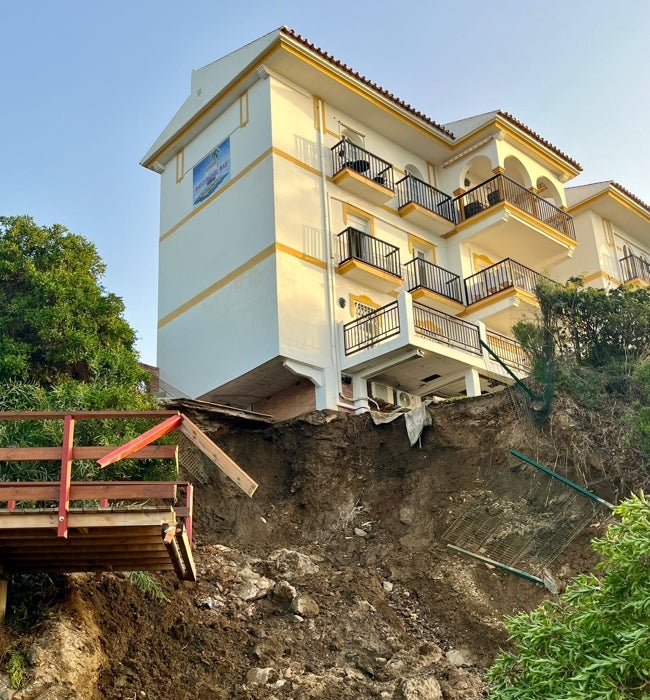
xmin=453 ymin=174 xmax=576 ymax=239
xmin=620 ymin=253 xmax=650 ymax=284
xmin=404 ymin=258 xmax=464 ymax=304
xmin=464 ymin=258 xmax=543 ymax=305
xmin=331 ymin=138 xmax=395 ymax=190
xmin=395 ymin=173 xmax=456 ymax=222
xmin=337 ymin=227 xmax=402 ymax=278
xmin=485 ymin=330 xmax=531 ymax=372
xmin=413 ymin=303 xmax=481 ymax=355
xmin=343 ymin=301 xmax=400 ymax=355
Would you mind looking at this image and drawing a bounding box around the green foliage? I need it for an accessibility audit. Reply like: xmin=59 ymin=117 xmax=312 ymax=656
xmin=128 ymin=571 xmax=169 ymax=602
xmin=0 ymin=380 xmax=176 ymax=482
xmin=487 ymin=493 xmax=650 ymax=699
xmin=534 ymin=279 xmax=650 ymax=368
xmin=0 ymin=215 xmax=146 ymax=388
xmin=4 ymin=643 xmax=29 ymax=689
xmin=6 ymin=573 xmax=67 ymax=632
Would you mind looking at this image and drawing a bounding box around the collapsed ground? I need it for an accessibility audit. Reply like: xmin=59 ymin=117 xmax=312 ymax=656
xmin=2 ymin=389 xmax=628 ymax=699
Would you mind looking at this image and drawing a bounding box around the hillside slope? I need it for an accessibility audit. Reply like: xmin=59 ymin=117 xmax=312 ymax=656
xmin=2 ymin=390 xmax=619 ymax=699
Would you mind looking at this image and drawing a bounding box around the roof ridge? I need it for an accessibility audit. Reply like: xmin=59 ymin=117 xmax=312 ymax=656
xmin=496 ymin=111 xmax=582 ymax=171
xmin=280 ymin=27 xmax=455 ymax=140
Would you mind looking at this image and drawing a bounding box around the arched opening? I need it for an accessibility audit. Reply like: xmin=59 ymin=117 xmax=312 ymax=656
xmin=404 ymin=163 xmax=424 ymax=181
xmin=536 ymin=176 xmax=562 ymax=208
xmin=461 ymin=156 xmax=493 ymax=190
xmin=503 ymin=156 xmax=531 ymax=188
xmin=341 ymin=128 xmax=364 ymax=148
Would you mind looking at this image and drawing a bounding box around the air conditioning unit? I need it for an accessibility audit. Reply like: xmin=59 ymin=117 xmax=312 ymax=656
xmin=395 ymin=391 xmax=422 ymax=410
xmin=369 ymin=382 xmax=395 ymax=405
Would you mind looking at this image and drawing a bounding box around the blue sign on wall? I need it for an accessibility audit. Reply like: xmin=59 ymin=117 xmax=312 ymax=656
xmin=192 ymin=137 xmax=231 ymax=206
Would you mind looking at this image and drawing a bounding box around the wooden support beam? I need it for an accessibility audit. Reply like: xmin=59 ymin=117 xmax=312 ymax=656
xmin=0 ymin=411 xmax=180 ymax=421
xmin=58 ymin=415 xmax=74 ymax=538
xmin=97 ymin=415 xmax=183 ymax=468
xmin=0 ymin=445 xmax=178 ymax=461
xmin=178 ymin=416 xmax=258 ymax=496
xmin=175 ymin=527 xmax=197 ymax=581
xmin=0 ymin=579 xmax=7 ymax=624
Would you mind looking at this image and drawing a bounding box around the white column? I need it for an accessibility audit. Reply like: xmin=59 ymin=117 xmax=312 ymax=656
xmin=464 ymin=367 xmax=482 ymax=397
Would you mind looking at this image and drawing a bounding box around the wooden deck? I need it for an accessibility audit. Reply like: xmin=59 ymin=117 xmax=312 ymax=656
xmin=0 ymin=506 xmax=195 ymax=580
xmin=0 ymin=409 xmax=258 ymax=621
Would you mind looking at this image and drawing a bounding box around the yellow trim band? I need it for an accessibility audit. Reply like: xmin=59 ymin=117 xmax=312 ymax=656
xmin=159 ymin=242 xmax=327 ymax=328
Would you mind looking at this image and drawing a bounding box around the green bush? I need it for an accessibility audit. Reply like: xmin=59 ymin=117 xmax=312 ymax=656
xmin=487 ymin=493 xmax=650 ymax=699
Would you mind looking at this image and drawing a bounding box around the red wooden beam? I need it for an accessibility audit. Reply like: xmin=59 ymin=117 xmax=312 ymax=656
xmin=0 ymin=410 xmax=180 ymax=421
xmin=97 ymin=415 xmax=182 ymax=468
xmin=58 ymin=415 xmax=74 ymax=538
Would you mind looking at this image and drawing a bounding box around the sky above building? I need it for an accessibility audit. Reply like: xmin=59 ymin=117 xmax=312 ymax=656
xmin=1 ymin=0 xmax=648 ymax=365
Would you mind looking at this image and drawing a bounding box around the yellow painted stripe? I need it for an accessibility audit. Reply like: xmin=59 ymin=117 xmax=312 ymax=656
xmin=158 ymin=244 xmax=276 ymax=328
xmin=279 ymin=42 xmax=449 ymax=147
xmin=160 ymin=147 xmax=274 ymax=242
xmin=161 ymin=146 xmax=322 ymax=243
xmin=158 ymin=242 xmax=327 ymax=328
xmin=276 ymin=242 xmax=326 ymax=269
xmin=568 ymin=190 xmax=650 ymax=224
xmin=272 ymin=147 xmax=322 ymax=176
xmin=582 ymin=270 xmax=621 ymax=286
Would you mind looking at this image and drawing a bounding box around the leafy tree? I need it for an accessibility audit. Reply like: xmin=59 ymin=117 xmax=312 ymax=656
xmin=487 ymin=493 xmax=650 ymax=699
xmin=514 ymin=278 xmax=650 ymax=370
xmin=0 ymin=215 xmax=146 ymax=387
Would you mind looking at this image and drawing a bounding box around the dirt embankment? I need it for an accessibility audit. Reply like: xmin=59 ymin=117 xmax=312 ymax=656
xmin=2 ymin=391 xmax=615 ymax=699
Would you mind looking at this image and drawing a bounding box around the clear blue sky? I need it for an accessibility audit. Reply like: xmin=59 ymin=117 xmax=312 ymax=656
xmin=1 ymin=0 xmax=648 ymax=365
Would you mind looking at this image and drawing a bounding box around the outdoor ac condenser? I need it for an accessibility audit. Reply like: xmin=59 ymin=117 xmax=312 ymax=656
xmin=369 ymin=382 xmax=395 ymax=405
xmin=395 ymin=391 xmax=422 ymax=410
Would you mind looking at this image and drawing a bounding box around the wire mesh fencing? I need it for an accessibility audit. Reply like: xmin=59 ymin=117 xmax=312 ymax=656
xmin=444 ymin=453 xmax=609 ymax=576
xmin=177 ymin=433 xmax=211 ymax=484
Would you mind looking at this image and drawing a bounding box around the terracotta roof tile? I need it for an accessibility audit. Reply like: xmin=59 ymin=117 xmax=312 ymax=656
xmin=281 ymin=27 xmax=455 ymax=140
xmin=611 ymin=181 xmax=650 ymax=213
xmin=497 ymin=111 xmax=582 ymax=171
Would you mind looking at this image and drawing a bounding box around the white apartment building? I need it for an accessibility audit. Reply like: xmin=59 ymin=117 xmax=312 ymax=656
xmin=142 ymin=27 xmax=608 ymax=420
xmin=553 ymin=181 xmax=650 ymax=289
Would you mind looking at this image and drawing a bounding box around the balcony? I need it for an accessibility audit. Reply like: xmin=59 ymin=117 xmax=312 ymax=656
xmin=331 ymin=138 xmax=395 ymax=205
xmin=451 ymin=175 xmax=576 ymax=268
xmin=485 ymin=330 xmax=531 ymax=373
xmin=404 ymin=258 xmax=465 ymax=314
xmin=395 ymin=174 xmax=456 ymax=235
xmin=620 ymin=253 xmax=650 ymax=286
xmin=339 ymin=293 xmax=527 ymax=400
xmin=343 ymin=299 xmax=480 ymax=358
xmin=464 ymin=259 xmax=543 ymax=335
xmin=336 ymin=227 xmax=402 ymax=292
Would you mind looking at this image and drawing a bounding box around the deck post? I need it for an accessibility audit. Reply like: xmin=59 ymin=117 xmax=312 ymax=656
xmin=58 ymin=414 xmax=75 ymax=538
xmin=185 ymin=484 xmax=194 ymax=545
xmin=0 ymin=578 xmax=7 ymax=624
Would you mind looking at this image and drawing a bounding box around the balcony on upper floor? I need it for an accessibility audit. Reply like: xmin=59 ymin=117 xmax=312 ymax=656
xmin=484 ymin=329 xmax=531 ymax=374
xmin=404 ymin=257 xmax=465 ymax=314
xmin=339 ymin=293 xmax=526 ymax=399
xmin=336 ymin=227 xmax=402 ymax=292
xmin=395 ymin=173 xmax=456 ymax=235
xmin=463 ymin=258 xmax=544 ymax=335
xmin=331 ymin=138 xmax=395 ymax=205
xmin=451 ymin=174 xmax=576 ymax=269
xmin=620 ymin=253 xmax=650 ymax=287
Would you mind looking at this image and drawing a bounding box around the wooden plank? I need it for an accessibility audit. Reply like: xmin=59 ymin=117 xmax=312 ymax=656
xmin=9 ymin=563 xmax=176 ymax=574
xmin=0 ymin=579 xmax=6 ymax=624
xmin=0 ymin=445 xmax=178 ymax=461
xmin=97 ymin=415 xmax=183 ymax=468
xmin=175 ymin=527 xmax=197 ymax=582
xmin=4 ymin=551 xmax=172 ymax=563
xmin=164 ymin=535 xmax=186 ymax=580
xmin=0 ymin=543 xmax=167 ymax=555
xmin=58 ymin=414 xmax=74 ymax=538
xmin=68 ymin=511 xmax=175 ymax=528
xmin=0 ymin=411 xmax=179 ymax=421
xmin=177 ymin=416 xmax=258 ymax=496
